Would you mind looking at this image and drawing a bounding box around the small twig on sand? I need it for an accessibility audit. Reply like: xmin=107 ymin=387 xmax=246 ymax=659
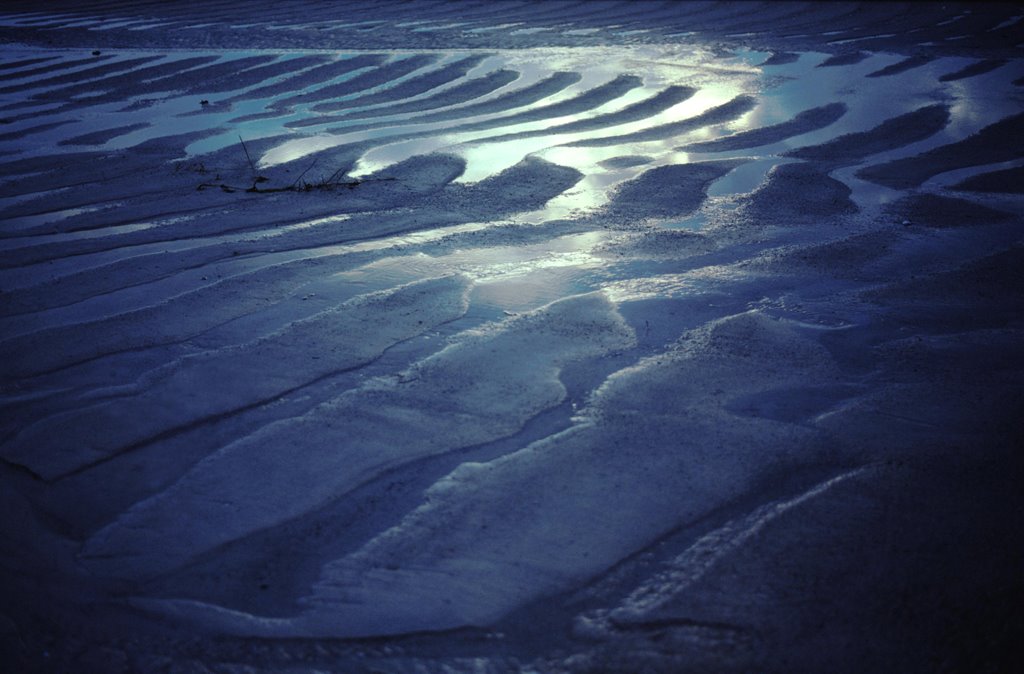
xmin=238 ymin=135 xmax=256 ymax=175
xmin=290 ymin=157 xmax=319 ymax=189
xmin=196 ymin=176 xmax=395 ymax=194
xmin=197 ymin=182 xmax=237 ymax=193
xmin=238 ymin=134 xmax=272 ymax=188
xmin=325 ymin=166 xmax=346 ymax=185
xmin=238 ymin=135 xmax=270 ymax=190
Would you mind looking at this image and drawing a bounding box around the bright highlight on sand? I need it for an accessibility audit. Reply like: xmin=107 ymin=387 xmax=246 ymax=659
xmin=1 ymin=1 xmax=1021 ymax=672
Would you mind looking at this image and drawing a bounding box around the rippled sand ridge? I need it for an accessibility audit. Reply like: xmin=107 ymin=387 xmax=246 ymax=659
xmin=1 ymin=2 xmax=1022 ymax=672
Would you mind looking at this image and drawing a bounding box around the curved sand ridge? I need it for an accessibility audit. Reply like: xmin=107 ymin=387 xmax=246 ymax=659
xmin=134 ymin=311 xmax=838 ymax=638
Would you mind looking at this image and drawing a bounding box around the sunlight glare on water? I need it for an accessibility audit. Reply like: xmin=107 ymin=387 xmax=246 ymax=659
xmin=261 ymin=45 xmax=757 ymax=180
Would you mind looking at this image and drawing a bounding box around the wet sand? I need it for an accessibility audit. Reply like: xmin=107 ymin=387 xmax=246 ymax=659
xmin=1 ymin=2 xmax=1022 ymax=673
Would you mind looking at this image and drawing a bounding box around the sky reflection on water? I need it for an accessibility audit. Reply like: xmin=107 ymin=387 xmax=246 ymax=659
xmin=3 ymin=41 xmax=1021 ymax=228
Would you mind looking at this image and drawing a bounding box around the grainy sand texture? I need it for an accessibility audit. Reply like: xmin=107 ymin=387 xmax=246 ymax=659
xmin=1 ymin=2 xmax=1022 ymax=672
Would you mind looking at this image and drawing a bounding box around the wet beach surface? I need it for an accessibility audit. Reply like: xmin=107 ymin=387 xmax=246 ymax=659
xmin=1 ymin=2 xmax=1022 ymax=672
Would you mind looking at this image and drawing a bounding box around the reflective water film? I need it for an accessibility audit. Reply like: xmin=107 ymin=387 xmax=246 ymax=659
xmin=2 ymin=2 xmax=1023 ymax=673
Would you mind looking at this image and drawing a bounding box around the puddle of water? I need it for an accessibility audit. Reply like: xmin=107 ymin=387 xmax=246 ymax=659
xmin=919 ymin=158 xmax=1024 ymax=191
xmin=3 ymin=42 xmax=1021 ymax=242
xmin=705 ymin=156 xmax=794 ymax=196
xmin=5 ymin=40 xmax=1022 ymax=343
xmin=270 ymin=46 xmax=755 ymax=174
xmin=832 ymin=165 xmax=901 ymax=209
